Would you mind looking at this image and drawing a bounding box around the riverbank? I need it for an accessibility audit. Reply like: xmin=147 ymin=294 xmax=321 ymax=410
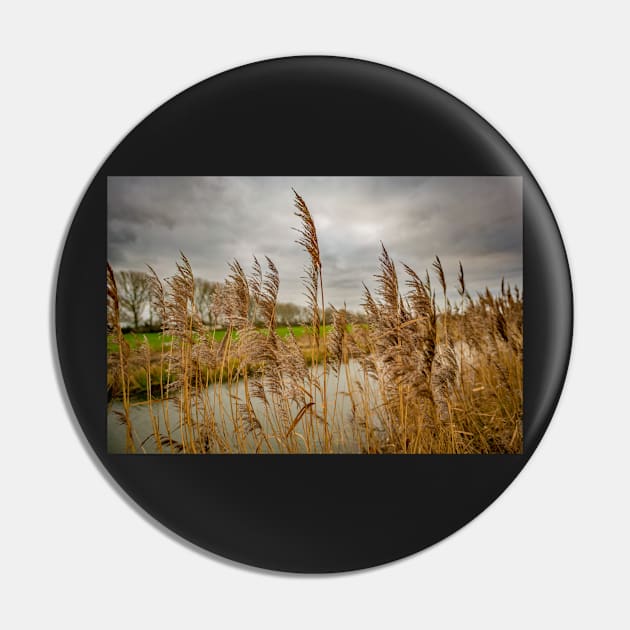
xmin=107 ymin=326 xmax=333 ymax=400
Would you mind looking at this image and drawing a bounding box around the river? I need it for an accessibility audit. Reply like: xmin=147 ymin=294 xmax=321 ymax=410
xmin=107 ymin=360 xmax=380 ymax=454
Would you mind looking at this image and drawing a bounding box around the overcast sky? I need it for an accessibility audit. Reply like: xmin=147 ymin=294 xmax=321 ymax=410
xmin=108 ymin=176 xmax=522 ymax=310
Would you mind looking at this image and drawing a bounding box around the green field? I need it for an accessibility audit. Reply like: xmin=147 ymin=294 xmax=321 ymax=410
xmin=108 ymin=326 xmax=326 ymax=353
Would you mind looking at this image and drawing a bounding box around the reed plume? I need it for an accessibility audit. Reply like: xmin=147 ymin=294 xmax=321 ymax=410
xmin=107 ymin=191 xmax=523 ymax=455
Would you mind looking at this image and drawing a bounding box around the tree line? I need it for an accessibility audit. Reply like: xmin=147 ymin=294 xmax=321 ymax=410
xmin=113 ymin=270 xmax=366 ymax=332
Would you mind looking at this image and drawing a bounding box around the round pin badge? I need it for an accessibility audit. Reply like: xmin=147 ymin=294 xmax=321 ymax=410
xmin=56 ymin=56 xmax=572 ymax=573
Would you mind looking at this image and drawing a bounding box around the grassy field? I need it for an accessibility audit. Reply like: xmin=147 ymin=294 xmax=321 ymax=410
xmin=108 ymin=325 xmax=325 ymax=352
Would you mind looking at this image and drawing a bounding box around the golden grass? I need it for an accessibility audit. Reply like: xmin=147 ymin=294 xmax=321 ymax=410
xmin=107 ymin=191 xmax=522 ymax=454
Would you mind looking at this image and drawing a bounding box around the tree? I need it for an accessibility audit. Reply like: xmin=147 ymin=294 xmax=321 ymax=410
xmin=194 ymin=278 xmax=221 ymax=326
xmin=115 ymin=270 xmax=151 ymax=330
xmin=275 ymin=302 xmax=303 ymax=326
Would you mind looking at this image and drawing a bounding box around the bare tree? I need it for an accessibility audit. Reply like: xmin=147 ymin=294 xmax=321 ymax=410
xmin=275 ymin=302 xmax=303 ymax=326
xmin=115 ymin=270 xmax=151 ymax=330
xmin=194 ymin=278 xmax=221 ymax=326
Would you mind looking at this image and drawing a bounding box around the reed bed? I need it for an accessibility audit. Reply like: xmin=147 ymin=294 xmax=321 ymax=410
xmin=107 ymin=191 xmax=522 ymax=454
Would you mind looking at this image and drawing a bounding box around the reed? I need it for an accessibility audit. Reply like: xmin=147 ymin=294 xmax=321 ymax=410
xmin=107 ymin=191 xmax=523 ymax=454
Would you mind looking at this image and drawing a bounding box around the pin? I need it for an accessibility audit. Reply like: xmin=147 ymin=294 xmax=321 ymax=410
xmin=55 ymin=57 xmax=572 ymax=573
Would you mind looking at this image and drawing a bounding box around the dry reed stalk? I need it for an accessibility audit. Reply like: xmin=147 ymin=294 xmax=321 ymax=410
xmin=293 ymin=189 xmax=331 ymax=450
xmin=107 ymin=191 xmax=523 ymax=455
xmin=107 ymin=263 xmax=135 ymax=453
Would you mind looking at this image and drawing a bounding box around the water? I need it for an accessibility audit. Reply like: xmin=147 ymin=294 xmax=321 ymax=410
xmin=107 ymin=360 xmax=379 ymax=454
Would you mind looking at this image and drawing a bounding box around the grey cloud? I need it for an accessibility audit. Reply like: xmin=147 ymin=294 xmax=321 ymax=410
xmin=108 ymin=176 xmax=522 ymax=310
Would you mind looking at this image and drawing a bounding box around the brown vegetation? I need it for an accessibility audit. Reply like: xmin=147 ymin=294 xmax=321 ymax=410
xmin=107 ymin=191 xmax=522 ymax=454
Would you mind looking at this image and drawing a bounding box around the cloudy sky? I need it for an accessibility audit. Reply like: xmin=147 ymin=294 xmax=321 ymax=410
xmin=108 ymin=176 xmax=522 ymax=310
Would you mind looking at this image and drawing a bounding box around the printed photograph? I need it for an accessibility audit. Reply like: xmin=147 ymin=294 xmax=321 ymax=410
xmin=107 ymin=176 xmax=523 ymax=454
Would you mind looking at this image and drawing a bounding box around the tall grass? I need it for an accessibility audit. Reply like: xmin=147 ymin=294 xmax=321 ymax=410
xmin=107 ymin=191 xmax=522 ymax=454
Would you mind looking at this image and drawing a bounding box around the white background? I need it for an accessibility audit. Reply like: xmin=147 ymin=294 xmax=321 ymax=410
xmin=2 ymin=2 xmax=629 ymax=628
